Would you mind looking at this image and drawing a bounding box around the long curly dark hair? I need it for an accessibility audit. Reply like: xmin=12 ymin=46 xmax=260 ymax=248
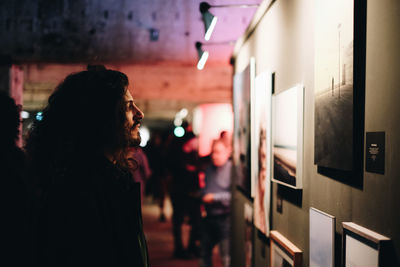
xmin=0 ymin=92 xmax=20 ymax=148
xmin=25 ymin=66 xmax=133 ymax=185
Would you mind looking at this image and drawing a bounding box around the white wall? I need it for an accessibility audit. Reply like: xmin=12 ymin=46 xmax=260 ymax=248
xmin=232 ymin=0 xmax=400 ymax=266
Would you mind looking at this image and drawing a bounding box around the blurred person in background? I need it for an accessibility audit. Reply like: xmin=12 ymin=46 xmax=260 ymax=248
xmin=145 ymin=131 xmax=170 ymax=222
xmin=219 ymin=131 xmax=232 ymax=154
xmin=167 ymin=121 xmax=202 ymax=259
xmin=199 ymin=139 xmax=232 ymax=267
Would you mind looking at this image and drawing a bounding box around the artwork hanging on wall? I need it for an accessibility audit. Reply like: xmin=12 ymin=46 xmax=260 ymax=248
xmin=233 ymin=58 xmax=255 ymax=198
xmin=244 ymin=202 xmax=254 ymax=267
xmin=342 ymin=222 xmax=390 ymax=267
xmin=309 ymin=208 xmax=335 ymax=267
xmin=270 ymin=230 xmax=302 ymax=267
xmin=272 ymin=85 xmax=304 ymax=189
xmin=251 ymin=71 xmax=272 ymax=237
xmin=314 ymin=0 xmax=366 ymax=184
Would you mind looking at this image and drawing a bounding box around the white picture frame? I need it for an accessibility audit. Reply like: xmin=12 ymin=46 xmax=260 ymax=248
xmin=309 ymin=208 xmax=335 ymax=267
xmin=342 ymin=222 xmax=390 ymax=267
xmin=251 ymin=70 xmax=272 ymax=237
xmin=271 ymin=84 xmax=304 ymax=189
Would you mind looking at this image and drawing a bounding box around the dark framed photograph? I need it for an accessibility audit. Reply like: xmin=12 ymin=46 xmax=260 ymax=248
xmin=314 ymin=0 xmax=366 ymax=185
xmin=233 ymin=58 xmax=255 ymax=198
xmin=272 ymin=85 xmax=304 ymax=189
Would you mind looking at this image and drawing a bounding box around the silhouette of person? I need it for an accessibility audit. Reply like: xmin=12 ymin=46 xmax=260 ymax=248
xmin=167 ymin=121 xmax=201 ymax=258
xmin=0 ymin=92 xmax=28 ymax=267
xmin=199 ymin=139 xmax=232 ymax=267
xmin=145 ymin=130 xmax=169 ymax=222
xmin=25 ymin=65 xmax=149 ymax=267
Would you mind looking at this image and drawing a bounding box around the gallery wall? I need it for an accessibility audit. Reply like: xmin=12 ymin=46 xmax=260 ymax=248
xmin=231 ymin=0 xmax=400 ymax=266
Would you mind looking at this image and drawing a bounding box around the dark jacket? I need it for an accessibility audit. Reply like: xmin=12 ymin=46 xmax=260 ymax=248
xmin=33 ymin=156 xmax=149 ymax=267
xmin=0 ymin=146 xmax=28 ymax=267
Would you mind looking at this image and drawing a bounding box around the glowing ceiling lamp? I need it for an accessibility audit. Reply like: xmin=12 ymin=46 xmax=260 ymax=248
xmin=199 ymin=1 xmax=259 ymax=41
xmin=195 ymin=41 xmax=234 ymax=70
xmin=196 ymin=42 xmax=209 ymax=70
xmin=200 ymin=2 xmax=218 ymax=41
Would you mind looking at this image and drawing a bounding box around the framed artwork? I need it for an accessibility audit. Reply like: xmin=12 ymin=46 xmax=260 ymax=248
xmin=272 ymin=85 xmax=304 ymax=189
xmin=251 ymin=71 xmax=272 ymax=236
xmin=314 ymin=0 xmax=366 ymax=184
xmin=244 ymin=202 xmax=254 ymax=267
xmin=309 ymin=208 xmax=335 ymax=267
xmin=342 ymin=222 xmax=390 ymax=267
xmin=270 ymin=230 xmax=302 ymax=267
xmin=233 ymin=57 xmax=255 ymax=198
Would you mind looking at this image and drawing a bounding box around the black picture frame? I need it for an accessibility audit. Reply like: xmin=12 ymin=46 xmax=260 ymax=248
xmin=314 ymin=0 xmax=367 ymax=188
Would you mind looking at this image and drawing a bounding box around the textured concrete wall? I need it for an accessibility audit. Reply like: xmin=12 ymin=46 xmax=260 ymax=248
xmin=0 ymin=0 xmax=199 ymax=62
xmin=0 ymin=0 xmax=255 ymax=64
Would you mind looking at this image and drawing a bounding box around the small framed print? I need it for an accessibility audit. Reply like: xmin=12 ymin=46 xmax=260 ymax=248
xmin=342 ymin=222 xmax=390 ymax=267
xmin=270 ymin=230 xmax=302 ymax=267
xmin=309 ymin=208 xmax=335 ymax=267
xmin=272 ymin=85 xmax=304 ymax=189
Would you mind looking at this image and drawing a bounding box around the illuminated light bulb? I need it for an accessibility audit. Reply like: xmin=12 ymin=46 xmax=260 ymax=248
xmin=205 ymin=16 xmax=217 ymax=41
xmin=174 ymin=126 xmax=185 ymax=137
xmin=197 ymin=51 xmax=209 ymax=70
